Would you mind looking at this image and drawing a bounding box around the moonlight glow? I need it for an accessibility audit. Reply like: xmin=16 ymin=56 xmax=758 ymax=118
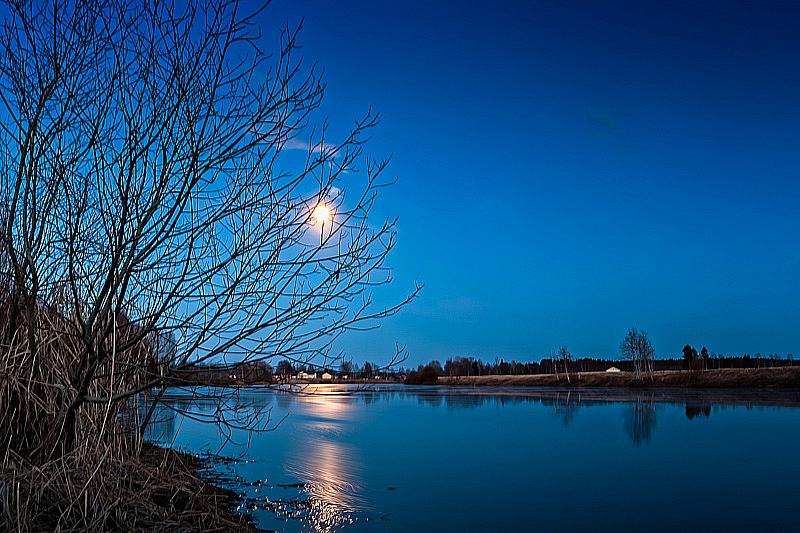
xmin=312 ymin=204 xmax=332 ymax=226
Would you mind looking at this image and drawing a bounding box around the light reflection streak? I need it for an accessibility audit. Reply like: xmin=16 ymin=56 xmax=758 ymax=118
xmin=284 ymin=392 xmax=367 ymax=532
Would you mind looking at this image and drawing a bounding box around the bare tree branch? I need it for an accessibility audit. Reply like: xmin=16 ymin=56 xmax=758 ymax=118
xmin=0 ymin=0 xmax=416 ymax=455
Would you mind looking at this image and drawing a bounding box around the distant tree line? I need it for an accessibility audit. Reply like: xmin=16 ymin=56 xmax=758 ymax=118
xmin=176 ymin=361 xmax=273 ymax=385
xmin=272 ymin=359 xmax=401 ymax=380
xmin=681 ymin=345 xmax=795 ymax=370
xmin=404 ymin=352 xmax=797 ymax=381
xmin=204 ymin=348 xmax=798 ymax=385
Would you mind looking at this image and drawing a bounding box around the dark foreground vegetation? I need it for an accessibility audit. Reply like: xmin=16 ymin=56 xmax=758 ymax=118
xmin=1 ymin=441 xmax=256 ymax=532
xmin=0 ymin=284 xmax=257 ymax=531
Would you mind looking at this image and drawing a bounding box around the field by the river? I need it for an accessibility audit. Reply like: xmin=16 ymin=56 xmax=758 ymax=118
xmin=439 ymin=366 xmax=800 ymax=388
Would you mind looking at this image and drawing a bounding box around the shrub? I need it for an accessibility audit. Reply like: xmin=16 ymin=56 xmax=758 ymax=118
xmin=404 ymin=364 xmax=441 ymax=385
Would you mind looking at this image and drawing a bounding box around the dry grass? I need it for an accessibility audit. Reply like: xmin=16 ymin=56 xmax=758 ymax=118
xmin=439 ymin=367 xmax=800 ymax=388
xmin=0 ymin=276 xmax=255 ymax=531
xmin=0 ymin=328 xmax=256 ymax=532
xmin=1 ymin=441 xmax=255 ymax=532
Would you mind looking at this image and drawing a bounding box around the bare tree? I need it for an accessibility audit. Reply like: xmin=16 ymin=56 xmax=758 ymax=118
xmin=0 ymin=0 xmax=417 ymax=460
xmin=619 ymin=328 xmax=654 ymax=379
xmin=556 ymin=345 xmax=572 ymax=383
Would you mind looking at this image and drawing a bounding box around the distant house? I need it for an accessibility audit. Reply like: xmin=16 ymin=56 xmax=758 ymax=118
xmin=606 ymin=366 xmax=622 ymax=373
xmin=297 ymin=371 xmax=313 ymax=380
xmin=322 ymin=372 xmax=332 ymax=380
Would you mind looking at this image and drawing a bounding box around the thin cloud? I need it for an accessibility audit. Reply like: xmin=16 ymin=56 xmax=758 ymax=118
xmin=282 ymin=138 xmax=339 ymax=158
xmin=327 ymin=186 xmax=341 ymax=200
xmin=409 ymin=296 xmax=488 ymax=321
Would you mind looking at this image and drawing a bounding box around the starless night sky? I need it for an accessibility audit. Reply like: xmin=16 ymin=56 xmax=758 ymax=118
xmin=261 ymin=0 xmax=800 ymax=366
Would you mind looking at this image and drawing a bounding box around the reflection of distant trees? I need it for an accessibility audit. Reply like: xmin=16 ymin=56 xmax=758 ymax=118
xmin=149 ymin=387 xmax=277 ymax=435
xmin=416 ymin=393 xmax=444 ymax=407
xmin=685 ymin=405 xmax=712 ymax=420
xmin=546 ymin=391 xmax=580 ymax=426
xmin=444 ymin=394 xmax=486 ymax=410
xmin=158 ymin=387 xmax=276 ymax=411
xmin=623 ymin=395 xmax=658 ymax=446
xmin=274 ymin=390 xmax=295 ymax=410
xmin=361 ymin=391 xmax=379 ymax=405
xmin=145 ymin=387 xmax=799 ymax=449
xmin=143 ymin=402 xmax=178 ymax=443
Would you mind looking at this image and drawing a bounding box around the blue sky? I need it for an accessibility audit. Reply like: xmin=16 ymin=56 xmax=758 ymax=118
xmin=261 ymin=0 xmax=800 ymax=365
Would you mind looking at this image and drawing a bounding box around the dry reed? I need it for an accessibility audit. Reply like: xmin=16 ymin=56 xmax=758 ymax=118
xmin=0 ymin=267 xmax=254 ymax=532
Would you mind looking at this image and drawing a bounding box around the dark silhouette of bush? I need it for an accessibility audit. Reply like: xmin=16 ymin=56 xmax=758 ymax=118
xmin=683 ymin=344 xmax=694 ymax=370
xmin=404 ymin=364 xmax=441 ymax=385
xmin=685 ymin=405 xmax=712 ymax=419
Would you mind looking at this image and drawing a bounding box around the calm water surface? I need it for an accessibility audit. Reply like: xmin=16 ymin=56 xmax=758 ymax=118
xmin=147 ymin=385 xmax=800 ymax=532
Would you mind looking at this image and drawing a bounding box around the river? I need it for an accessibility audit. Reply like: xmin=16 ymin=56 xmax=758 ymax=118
xmin=147 ymin=384 xmax=800 ymax=532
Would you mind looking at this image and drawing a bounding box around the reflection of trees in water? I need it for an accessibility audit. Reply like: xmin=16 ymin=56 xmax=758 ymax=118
xmin=444 ymin=394 xmax=486 ymax=410
xmin=159 ymin=387 xmax=276 ymax=411
xmin=274 ymin=390 xmax=296 ymax=410
xmin=494 ymin=395 xmax=539 ymax=408
xmin=544 ymin=391 xmax=580 ymax=426
xmin=623 ymin=395 xmax=658 ymax=446
xmin=685 ymin=404 xmax=712 ymax=420
xmin=144 ymin=387 xmax=278 ymax=445
xmin=360 ymin=391 xmax=379 ymax=405
xmin=416 ymin=393 xmax=444 ymax=407
xmin=143 ymin=402 xmax=178 ymax=443
xmin=148 ymin=386 xmax=797 ymax=451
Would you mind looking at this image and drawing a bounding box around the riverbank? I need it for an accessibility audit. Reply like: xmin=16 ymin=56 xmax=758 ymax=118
xmin=4 ymin=440 xmax=257 ymax=532
xmin=137 ymin=442 xmax=259 ymax=532
xmin=439 ymin=367 xmax=800 ymax=388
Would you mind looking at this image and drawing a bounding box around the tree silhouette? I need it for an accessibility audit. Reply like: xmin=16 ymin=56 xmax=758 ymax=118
xmin=620 ymin=328 xmax=654 ymax=379
xmin=683 ymin=345 xmax=694 ymax=370
xmin=0 ymin=0 xmax=417 ymax=457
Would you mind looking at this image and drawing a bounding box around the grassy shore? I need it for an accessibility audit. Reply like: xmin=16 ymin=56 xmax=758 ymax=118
xmin=4 ymin=440 xmax=258 ymax=533
xmin=439 ymin=366 xmax=800 ymax=388
xmin=137 ymin=443 xmax=259 ymax=533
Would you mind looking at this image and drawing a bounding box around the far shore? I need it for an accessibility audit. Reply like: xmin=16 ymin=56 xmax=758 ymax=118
xmin=438 ymin=367 xmax=800 ymax=389
xmin=178 ymin=367 xmax=800 ymax=389
xmin=281 ymin=378 xmax=400 ymax=385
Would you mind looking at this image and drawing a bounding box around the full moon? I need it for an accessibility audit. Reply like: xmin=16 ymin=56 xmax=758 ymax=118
xmin=312 ymin=204 xmax=332 ymax=226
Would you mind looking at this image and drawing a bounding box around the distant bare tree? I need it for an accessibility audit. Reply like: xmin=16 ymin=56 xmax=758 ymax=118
xmin=556 ymin=345 xmax=573 ymax=383
xmin=620 ymin=328 xmax=654 ymax=379
xmin=0 ymin=0 xmax=417 ymax=458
